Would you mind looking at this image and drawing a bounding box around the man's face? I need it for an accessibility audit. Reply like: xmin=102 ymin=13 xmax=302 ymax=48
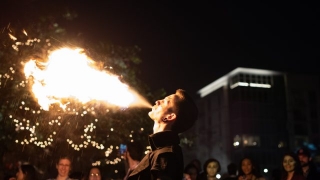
xmin=56 ymin=158 xmax=71 ymax=177
xmin=148 ymin=94 xmax=178 ymax=122
xmin=298 ymin=154 xmax=310 ymax=167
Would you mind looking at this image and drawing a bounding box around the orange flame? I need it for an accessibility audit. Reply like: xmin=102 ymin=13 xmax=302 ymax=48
xmin=24 ymin=48 xmax=151 ymax=110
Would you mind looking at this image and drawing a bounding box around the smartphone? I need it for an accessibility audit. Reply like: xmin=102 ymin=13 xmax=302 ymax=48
xmin=120 ymin=144 xmax=127 ymax=155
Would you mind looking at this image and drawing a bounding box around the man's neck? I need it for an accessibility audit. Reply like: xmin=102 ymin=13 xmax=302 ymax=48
xmin=153 ymin=122 xmax=171 ymax=134
xmin=302 ymin=165 xmax=310 ymax=175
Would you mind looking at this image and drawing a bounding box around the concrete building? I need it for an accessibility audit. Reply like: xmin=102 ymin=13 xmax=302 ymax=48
xmin=182 ymin=67 xmax=320 ymax=178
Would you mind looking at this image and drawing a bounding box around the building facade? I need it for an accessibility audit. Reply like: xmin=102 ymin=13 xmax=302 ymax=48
xmin=182 ymin=67 xmax=320 ymax=178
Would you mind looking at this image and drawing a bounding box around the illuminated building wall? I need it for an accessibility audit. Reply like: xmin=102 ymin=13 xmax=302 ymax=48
xmin=184 ymin=67 xmax=320 ymax=177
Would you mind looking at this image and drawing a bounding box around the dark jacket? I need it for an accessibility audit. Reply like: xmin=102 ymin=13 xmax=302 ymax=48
xmin=305 ymin=164 xmax=320 ymax=180
xmin=127 ymin=131 xmax=184 ymax=180
xmin=281 ymin=171 xmax=306 ymax=180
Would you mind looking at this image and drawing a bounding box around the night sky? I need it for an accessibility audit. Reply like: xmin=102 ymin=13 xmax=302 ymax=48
xmin=1 ymin=1 xmax=319 ymax=96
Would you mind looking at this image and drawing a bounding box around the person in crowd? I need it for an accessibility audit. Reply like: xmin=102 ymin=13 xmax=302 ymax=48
xmin=222 ymin=163 xmax=238 ymax=180
xmin=47 ymin=156 xmax=77 ymax=180
xmin=15 ymin=164 xmax=38 ymax=180
xmin=86 ymin=166 xmax=104 ymax=180
xmin=238 ymin=157 xmax=265 ymax=180
xmin=296 ymin=147 xmax=320 ymax=180
xmin=127 ymin=89 xmax=198 ymax=180
xmin=190 ymin=159 xmax=202 ymax=175
xmin=183 ymin=173 xmax=192 ymax=180
xmin=198 ymin=158 xmax=221 ymax=180
xmin=184 ymin=163 xmax=200 ymax=180
xmin=123 ymin=141 xmax=144 ymax=180
xmin=281 ymin=151 xmax=305 ymax=180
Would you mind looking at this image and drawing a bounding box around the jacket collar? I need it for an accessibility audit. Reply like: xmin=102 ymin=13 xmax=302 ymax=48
xmin=148 ymin=131 xmax=180 ymax=150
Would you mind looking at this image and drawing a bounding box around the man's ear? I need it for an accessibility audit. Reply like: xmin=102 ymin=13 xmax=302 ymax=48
xmin=166 ymin=113 xmax=176 ymax=121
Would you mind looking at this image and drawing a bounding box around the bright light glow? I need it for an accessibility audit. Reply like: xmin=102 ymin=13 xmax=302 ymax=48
xmin=8 ymin=33 xmax=17 ymax=41
xmin=278 ymin=141 xmax=284 ymax=148
xmin=253 ymin=142 xmax=257 ymax=145
xmin=242 ymin=135 xmax=260 ymax=147
xmin=264 ymin=168 xmax=268 ymax=173
xmin=230 ymin=82 xmax=271 ymax=89
xmin=239 ymin=82 xmax=249 ymax=86
xmin=249 ymin=83 xmax=271 ymax=88
xmin=233 ymin=141 xmax=240 ymax=146
xmin=216 ymin=174 xmax=221 ymax=179
xmin=24 ymin=48 xmax=151 ymax=110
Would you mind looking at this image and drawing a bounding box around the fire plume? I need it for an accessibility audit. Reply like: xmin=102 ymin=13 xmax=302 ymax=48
xmin=24 ymin=48 xmax=151 ymax=110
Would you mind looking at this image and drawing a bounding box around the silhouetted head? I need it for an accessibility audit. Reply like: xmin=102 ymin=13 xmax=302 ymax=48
xmin=170 ymin=89 xmax=198 ymax=133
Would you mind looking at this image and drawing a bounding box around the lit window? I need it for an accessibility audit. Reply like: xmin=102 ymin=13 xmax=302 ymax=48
xmin=242 ymin=135 xmax=260 ymax=147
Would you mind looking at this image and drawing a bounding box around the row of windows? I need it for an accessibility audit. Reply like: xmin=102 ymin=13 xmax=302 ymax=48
xmin=230 ymin=73 xmax=273 ymax=86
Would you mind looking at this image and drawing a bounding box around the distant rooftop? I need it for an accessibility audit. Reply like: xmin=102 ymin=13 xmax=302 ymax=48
xmin=197 ymin=67 xmax=283 ymax=98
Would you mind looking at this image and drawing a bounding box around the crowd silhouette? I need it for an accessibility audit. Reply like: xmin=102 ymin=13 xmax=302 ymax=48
xmin=2 ymin=147 xmax=320 ymax=180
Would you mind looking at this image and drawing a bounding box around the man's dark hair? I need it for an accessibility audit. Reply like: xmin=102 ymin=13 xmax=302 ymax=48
xmin=171 ymin=89 xmax=198 ymax=133
xmin=296 ymin=147 xmax=311 ymax=158
xmin=127 ymin=141 xmax=144 ymax=161
xmin=227 ymin=163 xmax=237 ymax=175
